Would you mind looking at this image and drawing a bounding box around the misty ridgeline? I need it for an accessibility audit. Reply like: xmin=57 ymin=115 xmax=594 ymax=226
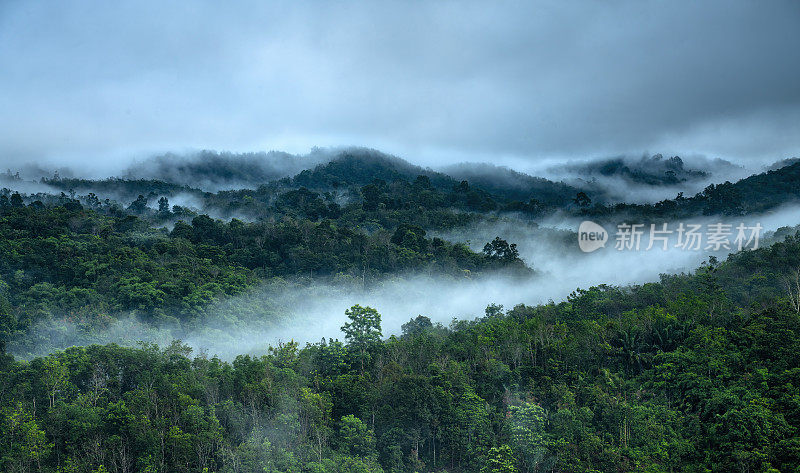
xmin=2 ymin=148 xmax=800 ymax=473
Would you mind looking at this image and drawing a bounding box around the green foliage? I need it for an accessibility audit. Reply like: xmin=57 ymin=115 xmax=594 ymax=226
xmin=6 ymin=155 xmax=800 ymax=472
xmin=0 ymin=201 xmax=522 ymax=350
xmin=482 ymin=237 xmax=521 ymax=264
xmin=582 ymin=160 xmax=800 ymax=218
xmin=509 ymin=402 xmax=552 ymax=473
xmin=0 ymin=403 xmax=52 ymax=472
xmin=342 ymin=305 xmax=382 ymax=348
xmin=482 ymin=445 xmax=517 ymax=473
xmin=342 ymin=305 xmax=382 ymax=373
xmin=338 ymin=415 xmax=376 ymax=457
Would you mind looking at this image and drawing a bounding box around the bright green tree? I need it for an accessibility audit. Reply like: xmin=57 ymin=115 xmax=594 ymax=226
xmin=341 ymin=305 xmax=382 ymax=373
xmin=509 ymin=402 xmax=552 ymax=473
xmin=338 ymin=415 xmax=376 ymax=457
xmin=482 ymin=445 xmax=517 ymax=473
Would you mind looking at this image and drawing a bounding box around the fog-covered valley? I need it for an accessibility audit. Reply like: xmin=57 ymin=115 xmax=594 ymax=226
xmin=5 ymin=149 xmax=800 ymax=361
xmin=3 ymin=2 xmax=800 ymax=471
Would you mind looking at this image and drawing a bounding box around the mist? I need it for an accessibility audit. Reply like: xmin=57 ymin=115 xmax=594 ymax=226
xmin=123 ymin=150 xmax=332 ymax=192
xmin=0 ymin=173 xmax=60 ymax=196
xmin=536 ymin=153 xmax=752 ymax=204
xmin=3 ymin=0 xmax=800 ymax=359
xmin=10 ymin=202 xmax=800 ymax=360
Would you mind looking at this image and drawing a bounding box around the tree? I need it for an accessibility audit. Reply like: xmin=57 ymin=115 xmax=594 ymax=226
xmin=784 ymin=266 xmax=800 ymax=313
xmin=300 ymin=388 xmax=333 ymax=461
xmin=573 ymin=192 xmax=591 ymax=208
xmin=128 ymin=194 xmax=148 ymax=214
xmin=86 ymin=192 xmax=101 ymax=208
xmin=401 ymin=315 xmax=433 ymax=337
xmin=158 ymin=196 xmax=170 ymax=214
xmin=413 ymin=175 xmax=432 ymax=189
xmin=341 ymin=305 xmax=382 ymax=373
xmin=482 ymin=445 xmax=517 ymax=473
xmin=42 ymin=356 xmax=69 ymax=407
xmin=483 ymin=237 xmax=520 ymax=263
xmin=10 ymin=192 xmax=23 ymax=208
xmin=1 ymin=403 xmax=52 ymax=472
xmin=485 ymin=304 xmax=504 ymax=318
xmin=509 ymin=402 xmax=552 ymax=473
xmin=391 ymin=224 xmax=427 ymax=253
xmin=361 ymin=184 xmax=382 ymax=211
xmin=0 ymin=280 xmax=11 ymax=354
xmin=337 ymin=415 xmax=376 ymax=457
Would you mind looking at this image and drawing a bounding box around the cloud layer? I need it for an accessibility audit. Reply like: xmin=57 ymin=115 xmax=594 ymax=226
xmin=1 ymin=0 xmax=798 ymax=171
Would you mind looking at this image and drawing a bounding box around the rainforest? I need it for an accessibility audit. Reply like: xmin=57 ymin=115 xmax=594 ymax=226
xmin=3 ymin=149 xmax=800 ymax=473
xmin=2 ymin=1 xmax=800 ymax=472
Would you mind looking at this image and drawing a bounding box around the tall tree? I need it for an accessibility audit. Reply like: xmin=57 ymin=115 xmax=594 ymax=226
xmin=341 ymin=305 xmax=382 ymax=373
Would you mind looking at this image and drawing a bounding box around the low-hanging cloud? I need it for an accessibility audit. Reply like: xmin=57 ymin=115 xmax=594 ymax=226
xmin=0 ymin=0 xmax=798 ymax=173
xmin=12 ymin=204 xmax=800 ymax=360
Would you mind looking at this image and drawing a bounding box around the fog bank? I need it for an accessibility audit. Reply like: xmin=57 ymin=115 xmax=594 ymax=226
xmin=12 ymin=205 xmax=800 ymax=360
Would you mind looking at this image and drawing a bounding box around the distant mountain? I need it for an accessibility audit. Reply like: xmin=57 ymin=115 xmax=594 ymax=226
xmin=440 ymin=162 xmax=579 ymax=205
xmin=553 ymin=153 xmax=740 ymax=186
xmin=16 ymin=147 xmax=800 ymax=222
xmin=285 ymin=148 xmax=455 ymax=190
xmin=285 ymin=149 xmax=584 ymax=208
xmin=725 ymin=159 xmax=800 ymax=212
xmin=766 ymin=157 xmax=800 ymax=171
xmin=122 ymin=150 xmax=325 ymax=191
xmin=592 ymin=159 xmax=800 ymax=218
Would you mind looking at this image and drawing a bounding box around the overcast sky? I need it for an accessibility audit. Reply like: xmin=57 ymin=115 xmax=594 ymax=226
xmin=1 ymin=0 xmax=799 ymax=173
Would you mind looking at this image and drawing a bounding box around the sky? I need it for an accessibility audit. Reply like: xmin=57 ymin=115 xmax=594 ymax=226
xmin=1 ymin=0 xmax=799 ymax=174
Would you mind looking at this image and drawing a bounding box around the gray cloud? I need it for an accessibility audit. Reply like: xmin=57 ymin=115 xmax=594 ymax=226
xmin=0 ymin=0 xmax=798 ymax=172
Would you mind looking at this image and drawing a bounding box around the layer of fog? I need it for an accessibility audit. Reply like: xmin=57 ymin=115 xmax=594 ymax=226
xmin=12 ymin=204 xmax=800 ymax=360
xmin=123 ymin=149 xmax=334 ymax=192
xmin=145 ymin=192 xmax=259 ymax=225
xmin=0 ymin=174 xmax=60 ymax=196
xmin=6 ymin=147 xmax=793 ymax=216
xmin=536 ymin=153 xmax=752 ymax=204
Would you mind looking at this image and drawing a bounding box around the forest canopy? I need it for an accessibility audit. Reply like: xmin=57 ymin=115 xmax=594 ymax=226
xmin=3 ymin=151 xmax=800 ymax=473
